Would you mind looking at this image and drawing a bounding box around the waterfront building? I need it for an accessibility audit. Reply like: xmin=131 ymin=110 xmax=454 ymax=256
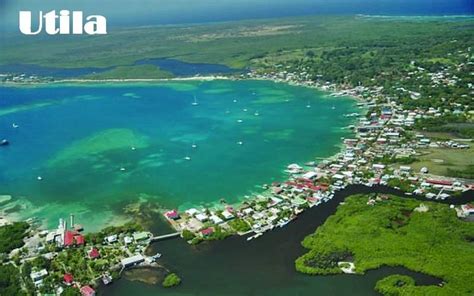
xmin=121 ymin=254 xmax=145 ymax=268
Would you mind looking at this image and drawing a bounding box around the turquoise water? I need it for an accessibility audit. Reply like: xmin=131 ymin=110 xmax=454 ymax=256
xmin=0 ymin=80 xmax=357 ymax=231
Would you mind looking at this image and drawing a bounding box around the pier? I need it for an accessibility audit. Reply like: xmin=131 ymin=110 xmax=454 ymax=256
xmin=150 ymin=232 xmax=180 ymax=242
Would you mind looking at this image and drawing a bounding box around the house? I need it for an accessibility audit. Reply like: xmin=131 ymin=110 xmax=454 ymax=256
xmin=124 ymin=236 xmax=133 ymax=245
xmin=30 ymin=269 xmax=48 ymax=284
xmin=88 ymin=248 xmax=100 ymax=259
xmin=195 ymin=213 xmax=209 ymax=222
xmin=185 ymin=208 xmax=199 ymax=216
xmin=133 ymin=232 xmax=149 ymax=242
xmin=63 ymin=273 xmax=74 ymax=285
xmin=121 ymin=254 xmax=145 ymax=268
xmin=105 ymin=234 xmax=118 ymax=244
xmin=426 ymin=179 xmax=453 ymax=186
xmin=200 ymin=227 xmax=214 ymax=237
xmin=461 ymin=204 xmax=474 ymax=216
xmin=80 ymin=285 xmax=96 ymax=296
xmin=64 ymin=231 xmax=85 ymax=247
xmin=302 ymin=171 xmax=318 ymax=180
xmin=165 ymin=210 xmax=180 ymax=220
xmin=372 ymin=164 xmax=386 ymax=170
xmin=221 ymin=210 xmax=234 ymax=220
xmin=209 ymin=215 xmax=223 ymax=224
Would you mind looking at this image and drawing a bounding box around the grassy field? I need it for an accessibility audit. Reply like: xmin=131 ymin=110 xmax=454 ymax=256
xmin=411 ymin=147 xmax=474 ymax=178
xmin=295 ymin=194 xmax=474 ymax=295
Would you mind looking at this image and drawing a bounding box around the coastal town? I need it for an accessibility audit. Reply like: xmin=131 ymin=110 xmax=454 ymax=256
xmin=161 ymin=51 xmax=474 ymax=243
xmin=0 ymin=212 xmax=181 ymax=295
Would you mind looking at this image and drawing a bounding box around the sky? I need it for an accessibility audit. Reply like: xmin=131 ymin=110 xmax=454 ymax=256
xmin=0 ymin=0 xmax=473 ymax=30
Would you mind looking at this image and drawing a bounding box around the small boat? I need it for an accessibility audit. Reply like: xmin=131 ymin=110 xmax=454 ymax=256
xmin=184 ymin=156 xmax=191 ymax=161
xmin=306 ymin=101 xmax=311 ymax=108
xmin=331 ymin=106 xmax=336 ymax=110
xmin=37 ymin=176 xmax=43 ymax=181
xmin=0 ymin=139 xmax=9 ymax=146
xmin=233 ymin=99 xmax=238 ymax=103
xmin=254 ymin=111 xmax=259 ymax=116
xmin=152 ymin=253 xmax=162 ymax=259
xmin=191 ymin=95 xmax=199 ymax=106
xmin=246 ymin=236 xmax=253 ymax=241
xmin=237 ymin=141 xmax=243 ymax=145
xmin=191 ymin=142 xmax=197 ymax=149
xmin=131 ymin=146 xmax=136 ymax=151
xmin=237 ymin=119 xmax=243 ymax=123
xmin=243 ymin=108 xmax=248 ymax=112
xmin=120 ymin=167 xmax=126 ymax=171
xmin=12 ymin=123 xmax=19 ymax=128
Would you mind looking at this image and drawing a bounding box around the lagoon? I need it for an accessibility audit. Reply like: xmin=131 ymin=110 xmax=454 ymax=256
xmin=0 ymin=79 xmax=357 ymax=231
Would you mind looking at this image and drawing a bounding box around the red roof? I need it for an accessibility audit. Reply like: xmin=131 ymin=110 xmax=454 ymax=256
xmin=75 ymin=235 xmax=85 ymax=245
xmin=426 ymin=179 xmax=453 ymax=186
xmin=166 ymin=210 xmax=179 ymax=219
xmin=63 ymin=273 xmax=74 ymax=284
xmin=200 ymin=227 xmax=214 ymax=236
xmin=64 ymin=231 xmax=75 ymax=246
xmin=80 ymin=286 xmax=96 ymax=296
xmin=89 ymin=248 xmax=100 ymax=259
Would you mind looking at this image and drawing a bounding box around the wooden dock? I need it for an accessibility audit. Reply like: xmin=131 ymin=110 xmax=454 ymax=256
xmin=150 ymin=232 xmax=180 ymax=242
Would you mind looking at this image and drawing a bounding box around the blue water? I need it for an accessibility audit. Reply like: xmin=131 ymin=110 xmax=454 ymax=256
xmin=0 ymin=80 xmax=357 ymax=230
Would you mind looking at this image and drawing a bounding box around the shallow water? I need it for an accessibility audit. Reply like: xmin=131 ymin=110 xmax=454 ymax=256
xmin=0 ymin=80 xmax=357 ymax=230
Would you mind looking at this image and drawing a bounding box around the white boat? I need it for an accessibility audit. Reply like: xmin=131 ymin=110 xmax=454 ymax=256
xmin=12 ymin=123 xmax=19 ymax=128
xmin=254 ymin=111 xmax=259 ymax=116
xmin=331 ymin=106 xmax=336 ymax=110
xmin=243 ymin=108 xmax=248 ymax=112
xmin=37 ymin=176 xmax=43 ymax=181
xmin=237 ymin=141 xmax=243 ymax=145
xmin=153 ymin=253 xmax=162 ymax=259
xmin=237 ymin=119 xmax=243 ymax=123
xmin=192 ymin=95 xmax=199 ymax=106
xmin=184 ymin=156 xmax=191 ymax=161
xmin=306 ymin=101 xmax=311 ymax=108
xmin=191 ymin=142 xmax=197 ymax=149
xmin=120 ymin=167 xmax=126 ymax=171
xmin=233 ymin=99 xmax=238 ymax=103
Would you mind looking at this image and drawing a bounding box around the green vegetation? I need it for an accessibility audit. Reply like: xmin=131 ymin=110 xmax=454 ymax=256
xmin=181 ymin=229 xmax=196 ymax=241
xmin=228 ymin=218 xmax=251 ymax=232
xmin=375 ymin=155 xmax=418 ymax=165
xmin=414 ymin=114 xmax=474 ymax=139
xmin=162 ymin=273 xmax=181 ymax=288
xmin=85 ymin=221 xmax=143 ymax=244
xmin=0 ymin=264 xmax=25 ymax=296
xmin=387 ymin=178 xmax=415 ymax=193
xmin=84 ymin=65 xmax=174 ymax=79
xmin=0 ymin=222 xmax=29 ymax=254
xmin=447 ymin=165 xmax=474 ymax=179
xmin=374 ymin=274 xmax=439 ymax=296
xmin=296 ymin=194 xmax=474 ymax=295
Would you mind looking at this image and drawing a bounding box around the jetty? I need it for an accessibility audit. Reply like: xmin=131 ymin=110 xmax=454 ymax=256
xmin=150 ymin=232 xmax=180 ymax=242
